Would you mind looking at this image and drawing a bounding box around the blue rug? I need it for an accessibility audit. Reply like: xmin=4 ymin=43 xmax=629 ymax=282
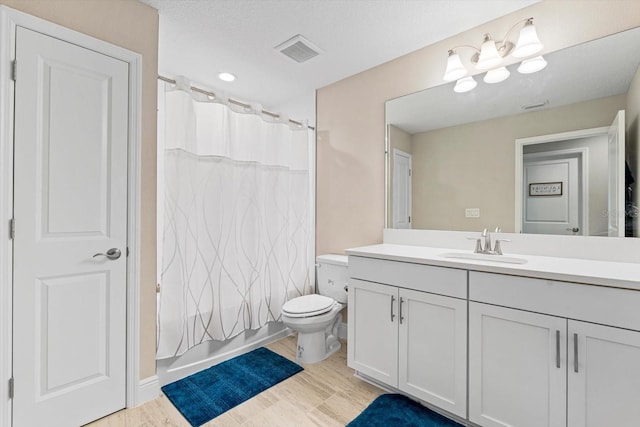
xmin=161 ymin=347 xmax=303 ymax=426
xmin=348 ymin=394 xmax=463 ymax=427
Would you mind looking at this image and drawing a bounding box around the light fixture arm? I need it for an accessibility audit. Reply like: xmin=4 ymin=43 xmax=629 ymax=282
xmin=448 ymin=45 xmax=481 ymax=54
xmin=500 ymin=17 xmax=534 ymax=48
xmin=494 ymin=17 xmax=534 ymax=56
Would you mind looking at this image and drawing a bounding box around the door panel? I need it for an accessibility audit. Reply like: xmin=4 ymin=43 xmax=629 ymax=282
xmin=393 ymin=149 xmax=412 ymax=229
xmin=523 ymin=156 xmax=580 ymax=235
xmin=13 ymin=27 xmax=128 ymax=427
xmin=399 ymin=289 xmax=467 ymax=418
xmin=39 ymin=272 xmax=108 ymax=394
xmin=347 ymin=279 xmax=398 ymax=386
xmin=469 ymin=303 xmax=566 ymax=427
xmin=44 ymin=61 xmax=111 ymax=236
xmin=568 ymin=320 xmax=640 ymax=427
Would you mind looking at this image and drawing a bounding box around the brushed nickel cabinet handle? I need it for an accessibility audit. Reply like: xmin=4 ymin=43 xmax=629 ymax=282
xmin=573 ymin=333 xmax=579 ymax=373
xmin=399 ymin=297 xmax=405 ymax=325
xmin=556 ymin=330 xmax=561 ymax=369
xmin=390 ymin=295 xmax=396 ymax=322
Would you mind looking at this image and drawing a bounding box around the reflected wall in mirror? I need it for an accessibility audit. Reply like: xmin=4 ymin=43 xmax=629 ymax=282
xmin=386 ymin=26 xmax=640 ymax=237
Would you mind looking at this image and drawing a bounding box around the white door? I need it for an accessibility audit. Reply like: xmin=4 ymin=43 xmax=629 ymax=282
xmin=568 ymin=320 xmax=640 ymax=427
xmin=393 ymin=149 xmax=412 ymax=229
xmin=607 ymin=110 xmax=625 ymax=237
xmin=398 ymin=289 xmax=467 ymax=418
xmin=469 ymin=303 xmax=566 ymax=427
xmin=12 ymin=27 xmax=129 ymax=427
xmin=347 ymin=279 xmax=398 ymax=386
xmin=523 ymin=156 xmax=581 ymax=235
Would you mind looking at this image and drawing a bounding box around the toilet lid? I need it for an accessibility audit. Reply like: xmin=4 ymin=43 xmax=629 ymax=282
xmin=282 ymin=294 xmax=335 ymax=317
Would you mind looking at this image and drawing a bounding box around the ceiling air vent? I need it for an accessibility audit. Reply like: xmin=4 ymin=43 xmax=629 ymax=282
xmin=275 ymin=35 xmax=321 ymax=63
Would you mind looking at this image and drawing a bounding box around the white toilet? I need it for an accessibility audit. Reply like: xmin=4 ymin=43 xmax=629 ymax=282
xmin=282 ymin=254 xmax=348 ymax=364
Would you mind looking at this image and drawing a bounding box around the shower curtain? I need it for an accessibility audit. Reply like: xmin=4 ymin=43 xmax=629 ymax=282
xmin=157 ymin=80 xmax=314 ymax=359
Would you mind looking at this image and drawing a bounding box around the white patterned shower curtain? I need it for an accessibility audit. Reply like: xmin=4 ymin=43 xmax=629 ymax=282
xmin=157 ymin=81 xmax=314 ymax=359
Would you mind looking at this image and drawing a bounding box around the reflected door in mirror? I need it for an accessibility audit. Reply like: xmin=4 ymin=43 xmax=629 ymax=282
xmin=523 ymin=156 xmax=582 ymax=235
xmin=393 ymin=149 xmax=412 ymax=229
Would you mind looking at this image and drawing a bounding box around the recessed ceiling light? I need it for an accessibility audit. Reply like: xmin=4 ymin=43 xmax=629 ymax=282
xmin=218 ymin=72 xmax=236 ymax=82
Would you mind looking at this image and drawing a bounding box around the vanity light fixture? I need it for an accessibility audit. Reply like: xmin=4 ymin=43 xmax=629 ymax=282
xmin=443 ymin=17 xmax=544 ymax=92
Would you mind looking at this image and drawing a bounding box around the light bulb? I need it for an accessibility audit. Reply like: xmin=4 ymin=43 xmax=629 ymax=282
xmin=517 ymin=56 xmax=547 ymax=74
xmin=484 ymin=67 xmax=510 ymax=84
xmin=443 ymin=50 xmax=468 ymax=81
xmin=218 ymin=72 xmax=236 ymax=82
xmin=454 ymin=76 xmax=477 ymax=93
xmin=513 ymin=19 xmax=543 ymax=58
xmin=476 ymin=35 xmax=503 ymax=70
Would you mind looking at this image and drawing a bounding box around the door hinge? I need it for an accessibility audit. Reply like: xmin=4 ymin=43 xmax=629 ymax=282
xmin=409 ymin=169 xmax=411 ymax=177
xmin=9 ymin=218 xmax=14 ymax=240
xmin=8 ymin=377 xmax=13 ymax=399
xmin=11 ymin=60 xmax=16 ymax=81
xmin=126 ymin=247 xmax=129 ymax=257
xmin=408 ymin=216 xmax=411 ymax=223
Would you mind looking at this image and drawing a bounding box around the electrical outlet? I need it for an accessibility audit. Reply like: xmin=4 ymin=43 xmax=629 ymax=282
xmin=465 ymin=208 xmax=480 ymax=218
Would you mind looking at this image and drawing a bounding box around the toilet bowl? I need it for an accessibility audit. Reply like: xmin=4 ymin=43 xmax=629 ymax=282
xmin=282 ymin=254 xmax=348 ymax=364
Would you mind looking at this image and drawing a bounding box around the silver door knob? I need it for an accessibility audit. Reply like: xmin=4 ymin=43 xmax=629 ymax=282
xmin=566 ymin=227 xmax=579 ymax=233
xmin=93 ymin=248 xmax=121 ymax=260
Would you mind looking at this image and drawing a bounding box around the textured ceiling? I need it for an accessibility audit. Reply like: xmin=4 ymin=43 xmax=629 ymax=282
xmin=141 ymin=0 xmax=539 ymax=123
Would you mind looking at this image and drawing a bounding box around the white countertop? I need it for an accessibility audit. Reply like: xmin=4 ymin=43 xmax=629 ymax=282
xmin=346 ymin=244 xmax=640 ymax=291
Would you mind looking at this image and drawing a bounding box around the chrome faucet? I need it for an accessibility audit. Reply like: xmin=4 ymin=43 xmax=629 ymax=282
xmin=468 ymin=227 xmax=510 ymax=255
xmin=482 ymin=228 xmax=491 ymax=253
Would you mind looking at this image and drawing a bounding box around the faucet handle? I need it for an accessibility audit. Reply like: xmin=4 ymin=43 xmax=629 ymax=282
xmin=494 ymin=226 xmax=501 ymax=233
xmin=493 ymin=238 xmax=511 ymax=255
xmin=482 ymin=228 xmax=488 ymax=236
xmin=467 ymin=237 xmax=483 ymax=253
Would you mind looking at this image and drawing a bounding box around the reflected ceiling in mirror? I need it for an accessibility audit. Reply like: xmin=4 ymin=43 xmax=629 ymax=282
xmin=385 ymin=27 xmax=640 ymax=237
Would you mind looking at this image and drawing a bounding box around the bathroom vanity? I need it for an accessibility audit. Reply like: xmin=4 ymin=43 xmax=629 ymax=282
xmin=346 ymin=243 xmax=640 ymax=427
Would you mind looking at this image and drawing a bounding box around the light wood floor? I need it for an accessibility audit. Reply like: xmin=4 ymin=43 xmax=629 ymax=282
xmin=86 ymin=335 xmax=383 ymax=426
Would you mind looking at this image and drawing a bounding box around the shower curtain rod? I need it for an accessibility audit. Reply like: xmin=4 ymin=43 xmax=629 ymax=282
xmin=158 ymin=75 xmax=315 ymax=131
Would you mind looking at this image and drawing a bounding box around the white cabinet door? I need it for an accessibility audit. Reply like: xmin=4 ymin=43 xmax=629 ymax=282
xmin=568 ymin=320 xmax=640 ymax=427
xmin=469 ymin=303 xmax=566 ymax=427
xmin=398 ymin=289 xmax=467 ymax=418
xmin=12 ymin=27 xmax=129 ymax=427
xmin=348 ymin=279 xmax=398 ymax=386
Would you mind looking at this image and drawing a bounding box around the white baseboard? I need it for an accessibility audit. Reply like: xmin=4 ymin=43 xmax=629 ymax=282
xmin=338 ymin=322 xmax=347 ymax=340
xmin=137 ymin=375 xmax=160 ymax=405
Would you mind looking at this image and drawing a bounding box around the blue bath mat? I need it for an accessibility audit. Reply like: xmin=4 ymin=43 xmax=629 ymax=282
xmin=161 ymin=347 xmax=303 ymax=426
xmin=348 ymin=394 xmax=463 ymax=427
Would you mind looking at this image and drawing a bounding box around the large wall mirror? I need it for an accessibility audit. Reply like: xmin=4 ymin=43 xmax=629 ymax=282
xmin=385 ymin=26 xmax=640 ymax=237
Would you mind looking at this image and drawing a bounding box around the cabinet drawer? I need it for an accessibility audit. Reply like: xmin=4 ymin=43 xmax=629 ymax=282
xmin=349 ymin=256 xmax=466 ymax=299
xmin=469 ymin=271 xmax=640 ymax=331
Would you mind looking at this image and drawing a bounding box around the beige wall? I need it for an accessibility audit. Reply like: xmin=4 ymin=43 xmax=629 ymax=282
xmin=387 ymin=125 xmax=411 ymax=227
xmin=316 ymin=0 xmax=640 ymax=256
xmin=410 ymin=94 xmax=624 ymax=232
xmin=0 ymin=0 xmax=159 ymax=380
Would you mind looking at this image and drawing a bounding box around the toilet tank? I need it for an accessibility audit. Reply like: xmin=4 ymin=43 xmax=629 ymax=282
xmin=316 ymin=254 xmax=349 ymax=304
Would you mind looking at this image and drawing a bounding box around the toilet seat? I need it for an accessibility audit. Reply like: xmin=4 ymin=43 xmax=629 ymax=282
xmin=282 ymin=294 xmax=336 ymax=318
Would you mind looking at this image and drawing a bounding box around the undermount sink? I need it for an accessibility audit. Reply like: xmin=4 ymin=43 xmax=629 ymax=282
xmin=439 ymin=252 xmax=528 ymax=265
